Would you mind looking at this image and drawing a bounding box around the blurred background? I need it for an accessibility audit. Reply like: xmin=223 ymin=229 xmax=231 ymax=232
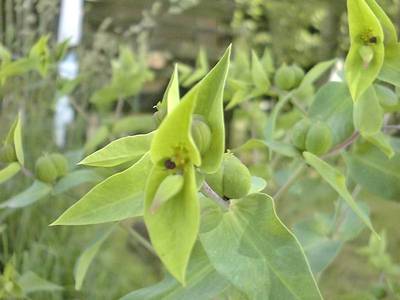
xmin=1 ymin=0 xmax=400 ymax=299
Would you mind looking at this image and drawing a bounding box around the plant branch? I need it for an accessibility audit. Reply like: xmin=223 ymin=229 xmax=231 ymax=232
xmin=323 ymin=131 xmax=360 ymax=158
xmin=273 ymin=162 xmax=306 ymax=201
xmin=200 ymin=182 xmax=229 ymax=211
xmin=119 ymin=222 xmax=157 ymax=257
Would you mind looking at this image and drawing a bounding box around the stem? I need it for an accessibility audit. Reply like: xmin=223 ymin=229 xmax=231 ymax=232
xmin=114 ymin=98 xmax=124 ymax=119
xmin=384 ymin=124 xmax=400 ymax=130
xmin=273 ymin=163 xmax=306 ymax=201
xmin=21 ymin=165 xmax=34 ymax=178
xmin=119 ymin=222 xmax=157 ymax=257
xmin=200 ymin=182 xmax=229 ymax=211
xmin=323 ymin=131 xmax=360 ymax=158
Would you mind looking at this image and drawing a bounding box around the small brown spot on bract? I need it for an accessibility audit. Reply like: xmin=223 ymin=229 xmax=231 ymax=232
xmin=369 ymin=36 xmax=377 ymax=44
xmin=164 ymin=159 xmax=176 ymax=170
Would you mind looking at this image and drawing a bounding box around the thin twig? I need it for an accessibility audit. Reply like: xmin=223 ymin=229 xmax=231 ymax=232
xmin=323 ymin=131 xmax=360 ymax=159
xmin=114 ymin=98 xmax=124 ymax=119
xmin=200 ymin=182 xmax=229 ymax=210
xmin=384 ymin=124 xmax=400 ymax=130
xmin=21 ymin=166 xmax=34 ymax=178
xmin=119 ymin=222 xmax=157 ymax=257
xmin=273 ymin=163 xmax=306 ymax=201
xmin=69 ymin=98 xmax=90 ymax=122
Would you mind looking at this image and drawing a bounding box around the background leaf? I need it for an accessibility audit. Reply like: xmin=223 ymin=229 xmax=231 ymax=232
xmin=0 ymin=181 xmax=51 ymax=209
xmin=0 ymin=162 xmax=20 ymax=184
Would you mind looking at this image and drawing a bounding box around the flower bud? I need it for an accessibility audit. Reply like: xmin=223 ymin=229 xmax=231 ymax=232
xmin=49 ymin=153 xmax=68 ymax=177
xmin=291 ymin=119 xmax=311 ymax=151
xmin=0 ymin=144 xmax=17 ymax=163
xmin=35 ymin=155 xmax=58 ymax=184
xmin=305 ymin=121 xmax=333 ymax=156
xmin=274 ymin=64 xmax=296 ymax=91
xmin=191 ymin=114 xmax=212 ymax=155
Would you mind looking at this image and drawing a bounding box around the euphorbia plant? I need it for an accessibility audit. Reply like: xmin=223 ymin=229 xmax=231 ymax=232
xmin=49 ymin=0 xmax=400 ymax=298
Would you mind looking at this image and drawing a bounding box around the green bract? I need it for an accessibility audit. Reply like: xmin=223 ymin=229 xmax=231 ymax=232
xmin=345 ymin=0 xmax=384 ymax=101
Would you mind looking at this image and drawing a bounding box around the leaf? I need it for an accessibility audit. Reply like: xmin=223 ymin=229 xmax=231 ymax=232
xmin=13 ymin=113 xmax=24 ymax=165
xmin=150 ymin=83 xmax=200 ymax=167
xmin=18 ymin=271 xmax=63 ymax=294
xmin=365 ymin=0 xmax=398 ymax=46
xmin=53 ymin=170 xmax=104 ymax=194
xmin=74 ymin=226 xmax=115 ymax=290
xmin=150 ymin=175 xmax=184 ymax=214
xmin=0 ymin=181 xmax=51 ymax=209
xmin=249 ymin=176 xmax=267 ymax=193
xmin=251 ymin=50 xmax=270 ymax=92
xmin=378 ymin=44 xmax=400 ymax=86
xmin=200 ymin=193 xmax=322 ymax=300
xmin=345 ymin=0 xmax=384 ymax=101
xmin=309 ymin=82 xmax=354 ymax=145
xmin=353 ymin=85 xmax=383 ymax=135
xmin=344 ymin=144 xmax=400 ymax=201
xmin=182 ymin=48 xmax=209 ymax=87
xmin=296 ymin=59 xmax=335 ymax=93
xmin=112 ymin=114 xmax=155 ymax=135
xmin=164 ymin=65 xmax=180 ymax=114
xmin=232 ymin=138 xmax=298 ymax=158
xmin=119 ymin=243 xmax=230 ymax=300
xmin=0 ymin=162 xmax=20 ymax=184
xmin=294 ymin=216 xmax=343 ymax=275
xmin=80 ymin=132 xmax=154 ymax=167
xmin=144 ymin=164 xmax=199 ymax=284
xmin=364 ymin=131 xmax=394 ymax=158
xmin=265 ymin=92 xmax=293 ymax=142
xmin=51 ymin=154 xmax=151 ymax=226
xmin=303 ymin=152 xmax=376 ymax=235
xmin=186 ymin=46 xmax=231 ymax=173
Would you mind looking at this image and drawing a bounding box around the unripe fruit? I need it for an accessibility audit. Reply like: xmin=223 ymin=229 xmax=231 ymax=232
xmin=35 ymin=156 xmax=58 ymax=184
xmin=291 ymin=119 xmax=311 ymax=150
xmin=49 ymin=153 xmax=68 ymax=177
xmin=274 ymin=64 xmax=296 ymax=91
xmin=222 ymin=154 xmax=252 ymax=199
xmin=0 ymin=144 xmax=17 ymax=163
xmin=305 ymin=121 xmax=333 ymax=156
xmin=292 ymin=64 xmax=305 ymax=88
xmin=153 ymin=109 xmax=166 ymax=126
xmin=205 ymin=165 xmax=224 ymax=197
xmin=191 ymin=115 xmax=212 ymax=155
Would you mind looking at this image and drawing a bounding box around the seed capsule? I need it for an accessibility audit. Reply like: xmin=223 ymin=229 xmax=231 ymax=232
xmin=305 ymin=121 xmax=333 ymax=156
xmin=274 ymin=64 xmax=296 ymax=91
xmin=35 ymin=155 xmax=58 ymax=184
xmin=291 ymin=119 xmax=311 ymax=151
xmin=49 ymin=153 xmax=68 ymax=177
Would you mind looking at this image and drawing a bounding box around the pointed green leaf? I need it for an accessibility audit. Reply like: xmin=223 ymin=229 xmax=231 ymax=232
xmin=0 ymin=181 xmax=51 ymax=209
xmin=353 ymin=85 xmax=383 ymax=136
xmin=164 ymin=65 xmax=180 ymax=114
xmin=84 ymin=125 xmax=110 ymax=154
xmin=345 ymin=0 xmax=384 ymax=101
xmin=364 ymin=131 xmax=394 ymax=158
xmin=297 ymin=59 xmax=335 ymax=92
xmin=119 ymin=243 xmax=230 ymax=300
xmin=18 ymin=271 xmax=63 ymax=294
xmin=80 ymin=132 xmax=153 ymax=167
xmin=200 ymin=193 xmax=322 ymax=300
xmin=13 ymin=113 xmax=24 ymax=165
xmin=0 ymin=162 xmax=20 ymax=184
xmin=309 ymin=82 xmax=354 ymax=145
xmin=145 ymin=164 xmax=199 ymax=284
xmin=150 ymin=175 xmax=184 ymax=214
xmin=378 ymin=44 xmax=400 ymax=86
xmin=251 ymin=50 xmax=270 ymax=92
xmin=52 ymin=154 xmax=151 ymax=226
xmin=74 ymin=226 xmax=115 ymax=290
xmin=185 ymin=46 xmax=231 ymax=173
xmin=249 ymin=176 xmax=267 ymax=193
xmin=344 ymin=143 xmax=400 ymax=201
xmin=365 ymin=0 xmax=398 ymax=46
xmin=303 ymin=152 xmax=376 ymax=234
xmin=150 ymin=87 xmax=200 ymax=167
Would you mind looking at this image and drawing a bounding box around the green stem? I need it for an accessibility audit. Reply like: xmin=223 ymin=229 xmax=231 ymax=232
xmin=200 ymin=182 xmax=229 ymax=211
xmin=273 ymin=163 xmax=306 ymax=201
xmin=119 ymin=222 xmax=157 ymax=257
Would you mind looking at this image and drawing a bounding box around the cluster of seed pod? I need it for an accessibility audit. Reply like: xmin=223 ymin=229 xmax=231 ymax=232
xmin=274 ymin=64 xmax=305 ymax=91
xmin=35 ymin=153 xmax=68 ymax=184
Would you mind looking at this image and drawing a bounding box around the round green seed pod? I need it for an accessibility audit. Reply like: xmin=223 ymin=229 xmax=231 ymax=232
xmin=305 ymin=121 xmax=333 ymax=156
xmin=292 ymin=64 xmax=305 ymax=88
xmin=35 ymin=156 xmax=58 ymax=184
xmin=49 ymin=153 xmax=68 ymax=177
xmin=222 ymin=153 xmax=252 ymax=199
xmin=153 ymin=109 xmax=166 ymax=127
xmin=274 ymin=64 xmax=296 ymax=91
xmin=191 ymin=115 xmax=212 ymax=155
xmin=0 ymin=144 xmax=17 ymax=163
xmin=291 ymin=119 xmax=311 ymax=151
